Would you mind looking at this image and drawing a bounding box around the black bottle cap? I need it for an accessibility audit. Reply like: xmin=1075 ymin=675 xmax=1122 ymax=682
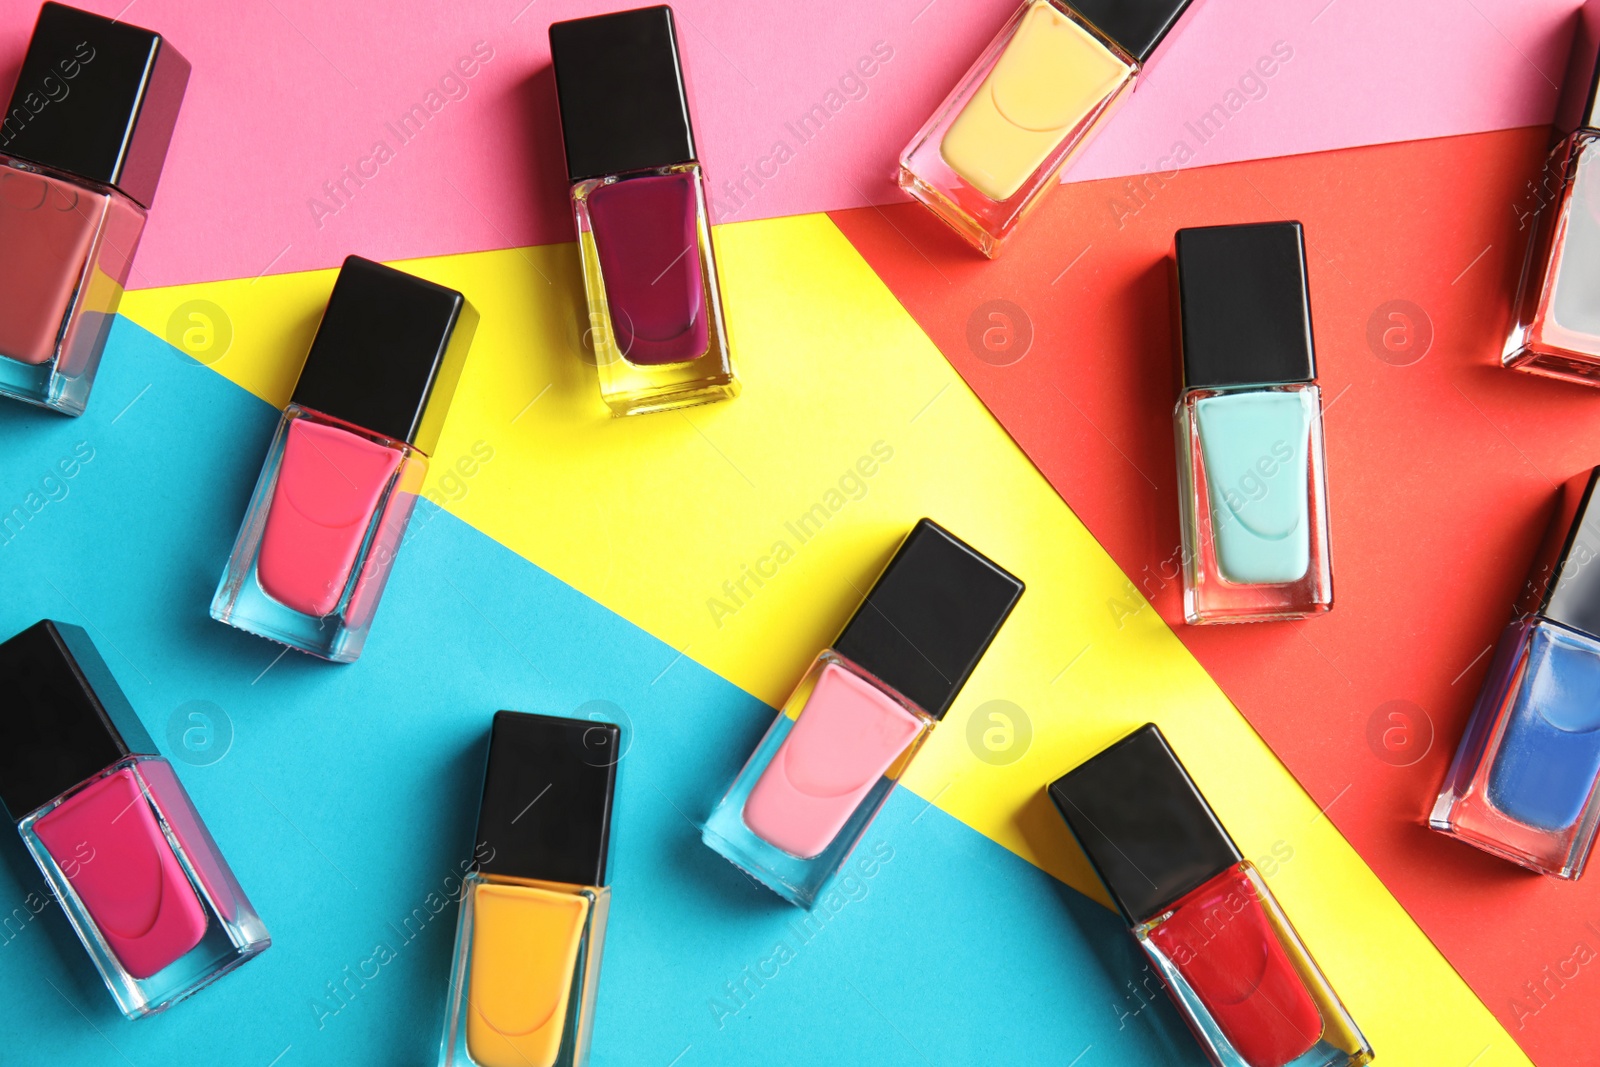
xmin=473 ymin=711 xmax=618 ymax=887
xmin=1557 ymin=0 xmax=1600 ymax=136
xmin=1520 ymin=467 xmax=1600 ymax=638
xmin=549 ymin=5 xmax=697 ymax=183
xmin=1176 ymin=221 xmax=1317 ymax=391
xmin=1073 ymin=0 xmax=1196 ymax=63
xmin=1 ymin=3 xmax=189 ymax=208
xmin=290 ymin=256 xmax=477 ymax=455
xmin=831 ymin=519 xmax=1023 ymax=720
xmin=0 ymin=620 xmax=158 ymax=821
xmin=1049 ymin=724 xmax=1242 ymax=925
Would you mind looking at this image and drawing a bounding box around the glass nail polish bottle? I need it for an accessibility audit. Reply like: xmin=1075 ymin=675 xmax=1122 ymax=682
xmin=0 ymin=621 xmax=269 ymax=1018
xmin=1052 ymin=725 xmax=1372 ymax=1067
xmin=212 ymin=256 xmax=476 ymax=663
xmin=1505 ymin=0 xmax=1600 ymax=385
xmin=0 ymin=2 xmax=189 ymax=415
xmin=440 ymin=711 xmax=618 ymax=1067
xmin=703 ymin=519 xmax=1023 ymax=907
xmin=1432 ymin=467 xmax=1600 ymax=879
xmin=549 ymin=5 xmax=738 ymax=416
xmin=898 ymin=0 xmax=1196 ymax=256
xmin=1174 ymin=221 xmax=1333 ymax=624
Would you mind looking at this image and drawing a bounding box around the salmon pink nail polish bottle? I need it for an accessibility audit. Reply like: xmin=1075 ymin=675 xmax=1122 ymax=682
xmin=211 ymin=256 xmax=476 ymax=662
xmin=0 ymin=620 xmax=269 ymax=1017
xmin=0 ymin=2 xmax=188 ymax=415
xmin=1051 ymin=725 xmax=1372 ymax=1067
xmin=549 ymin=5 xmax=738 ymax=416
xmin=703 ymin=519 xmax=1022 ymax=907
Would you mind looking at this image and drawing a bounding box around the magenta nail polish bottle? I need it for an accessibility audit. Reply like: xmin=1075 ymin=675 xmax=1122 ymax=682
xmin=0 ymin=621 xmax=269 ymax=1017
xmin=211 ymin=256 xmax=477 ymax=663
xmin=0 ymin=2 xmax=188 ymax=415
xmin=550 ymin=5 xmax=739 ymax=416
xmin=703 ymin=519 xmax=1023 ymax=906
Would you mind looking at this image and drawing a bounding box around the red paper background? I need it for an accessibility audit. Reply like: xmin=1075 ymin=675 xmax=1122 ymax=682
xmin=832 ymin=127 xmax=1600 ymax=1067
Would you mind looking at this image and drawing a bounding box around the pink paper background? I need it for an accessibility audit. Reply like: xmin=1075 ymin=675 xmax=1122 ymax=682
xmin=0 ymin=0 xmax=1577 ymax=287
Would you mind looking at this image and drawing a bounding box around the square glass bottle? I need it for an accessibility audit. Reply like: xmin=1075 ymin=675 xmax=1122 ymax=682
xmin=0 ymin=2 xmax=189 ymax=415
xmin=897 ymin=0 xmax=1197 ymax=256
xmin=1432 ymin=467 xmax=1600 ymax=879
xmin=1174 ymin=222 xmax=1333 ymax=623
xmin=1505 ymin=0 xmax=1600 ymax=385
xmin=703 ymin=519 xmax=1023 ymax=907
xmin=439 ymin=711 xmax=619 ymax=1067
xmin=549 ymin=6 xmax=738 ymax=416
xmin=1051 ymin=725 xmax=1372 ymax=1067
xmin=0 ymin=621 xmax=269 ymax=1018
xmin=211 ymin=256 xmax=477 ymax=663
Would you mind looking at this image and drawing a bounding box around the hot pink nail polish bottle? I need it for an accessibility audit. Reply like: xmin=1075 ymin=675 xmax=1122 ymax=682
xmin=703 ymin=519 xmax=1023 ymax=906
xmin=0 ymin=2 xmax=188 ymax=415
xmin=550 ymin=5 xmax=739 ymax=416
xmin=0 ymin=621 xmax=269 ymax=1017
xmin=211 ymin=256 xmax=477 ymax=662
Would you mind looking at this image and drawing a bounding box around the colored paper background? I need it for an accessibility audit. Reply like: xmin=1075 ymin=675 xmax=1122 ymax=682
xmin=2 ymin=0 xmax=1596 ymax=1063
xmin=831 ymin=127 xmax=1600 ymax=1066
xmin=0 ymin=0 xmax=1576 ymax=286
xmin=0 ymin=319 xmax=1209 ymax=1066
xmin=112 ymin=213 xmax=1524 ymax=1066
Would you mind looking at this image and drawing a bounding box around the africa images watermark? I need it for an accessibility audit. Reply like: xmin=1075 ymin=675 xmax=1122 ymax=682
xmin=310 ymin=842 xmax=494 ymax=1030
xmin=706 ymin=841 xmax=893 ymax=1030
xmin=307 ymin=41 xmax=496 ymax=229
xmin=0 ymin=441 xmax=96 ymax=549
xmin=710 ymin=41 xmax=895 ymax=222
xmin=1107 ymin=40 xmax=1296 ymax=229
xmin=705 ymin=440 xmax=895 ymax=629
xmin=0 ymin=38 xmax=95 ymax=151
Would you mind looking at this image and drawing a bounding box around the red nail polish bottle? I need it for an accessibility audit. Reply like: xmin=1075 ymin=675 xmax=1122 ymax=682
xmin=0 ymin=3 xmax=188 ymax=415
xmin=1051 ymin=725 xmax=1372 ymax=1067
xmin=550 ymin=5 xmax=738 ymax=416
xmin=211 ymin=256 xmax=477 ymax=663
xmin=0 ymin=621 xmax=269 ymax=1017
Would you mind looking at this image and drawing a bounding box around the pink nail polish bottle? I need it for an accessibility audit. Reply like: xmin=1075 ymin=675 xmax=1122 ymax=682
xmin=703 ymin=519 xmax=1023 ymax=906
xmin=550 ymin=5 xmax=739 ymax=416
xmin=0 ymin=2 xmax=189 ymax=415
xmin=0 ymin=621 xmax=269 ymax=1017
xmin=211 ymin=255 xmax=477 ymax=662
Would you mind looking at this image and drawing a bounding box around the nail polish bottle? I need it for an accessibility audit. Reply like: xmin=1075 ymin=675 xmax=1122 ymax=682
xmin=439 ymin=711 xmax=618 ymax=1067
xmin=0 ymin=621 xmax=269 ymax=1017
xmin=211 ymin=256 xmax=476 ymax=663
xmin=0 ymin=2 xmax=188 ymax=415
xmin=703 ymin=519 xmax=1023 ymax=907
xmin=1173 ymin=221 xmax=1333 ymax=624
xmin=898 ymin=0 xmax=1198 ymax=256
xmin=1505 ymin=0 xmax=1600 ymax=385
xmin=1432 ymin=467 xmax=1600 ymax=879
xmin=549 ymin=5 xmax=738 ymax=416
xmin=1051 ymin=725 xmax=1372 ymax=1067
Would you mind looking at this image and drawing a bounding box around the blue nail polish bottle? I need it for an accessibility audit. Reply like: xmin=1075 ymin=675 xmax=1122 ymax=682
xmin=1433 ymin=467 xmax=1600 ymax=879
xmin=1173 ymin=221 xmax=1334 ymax=624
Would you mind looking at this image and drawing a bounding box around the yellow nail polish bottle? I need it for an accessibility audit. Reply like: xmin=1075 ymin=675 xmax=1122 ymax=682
xmin=439 ymin=712 xmax=619 ymax=1067
xmin=899 ymin=0 xmax=1202 ymax=256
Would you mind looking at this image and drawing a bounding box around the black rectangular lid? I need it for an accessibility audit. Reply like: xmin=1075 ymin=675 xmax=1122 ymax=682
xmin=1176 ymin=221 xmax=1317 ymax=390
xmin=290 ymin=256 xmax=476 ymax=454
xmin=0 ymin=620 xmax=158 ymax=819
xmin=1 ymin=3 xmax=189 ymax=207
xmin=832 ymin=519 xmax=1023 ymax=719
xmin=1049 ymin=724 xmax=1242 ymax=924
xmin=549 ymin=6 xmax=697 ymax=182
xmin=474 ymin=711 xmax=619 ymax=887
